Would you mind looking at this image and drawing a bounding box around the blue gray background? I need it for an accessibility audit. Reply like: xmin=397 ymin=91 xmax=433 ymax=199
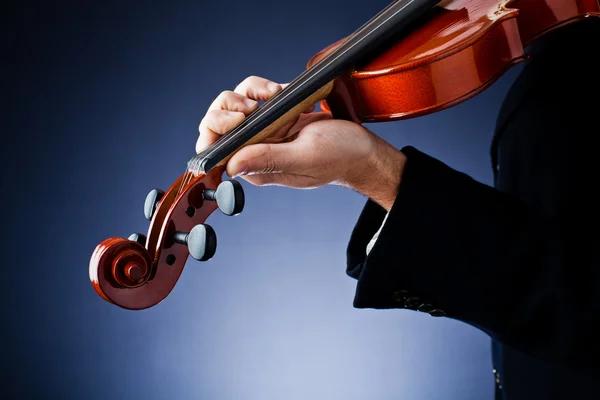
xmin=5 ymin=1 xmax=523 ymax=398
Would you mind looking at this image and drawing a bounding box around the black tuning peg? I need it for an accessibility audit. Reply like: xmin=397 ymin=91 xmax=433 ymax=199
xmin=204 ymin=180 xmax=244 ymax=216
xmin=128 ymin=233 xmax=147 ymax=246
xmin=144 ymin=189 xmax=165 ymax=221
xmin=173 ymin=224 xmax=217 ymax=261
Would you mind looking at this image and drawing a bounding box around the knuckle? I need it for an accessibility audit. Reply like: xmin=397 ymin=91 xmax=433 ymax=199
xmin=262 ymin=145 xmax=278 ymax=174
xmin=211 ymin=90 xmax=236 ymax=110
xmin=235 ymin=75 xmax=263 ymax=92
xmin=204 ymin=110 xmax=227 ymax=131
xmin=217 ymin=90 xmax=234 ymax=101
xmin=214 ymin=113 xmax=231 ymax=130
xmin=235 ymin=76 xmax=253 ymax=90
xmin=205 ymin=109 xmax=221 ymax=120
xmin=247 ymin=75 xmax=261 ymax=84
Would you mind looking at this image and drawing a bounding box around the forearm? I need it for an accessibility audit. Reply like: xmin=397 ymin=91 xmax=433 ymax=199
xmin=346 ymin=147 xmax=600 ymax=367
xmin=345 ymin=134 xmax=406 ymax=212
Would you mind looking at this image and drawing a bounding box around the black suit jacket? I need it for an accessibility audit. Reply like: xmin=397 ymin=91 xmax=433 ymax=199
xmin=345 ymin=19 xmax=600 ymax=399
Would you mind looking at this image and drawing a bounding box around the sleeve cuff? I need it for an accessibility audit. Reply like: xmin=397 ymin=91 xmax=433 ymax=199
xmin=346 ymin=146 xmax=470 ymax=317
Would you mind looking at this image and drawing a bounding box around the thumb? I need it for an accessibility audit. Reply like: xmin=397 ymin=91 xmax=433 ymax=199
xmin=226 ymin=142 xmax=302 ymax=177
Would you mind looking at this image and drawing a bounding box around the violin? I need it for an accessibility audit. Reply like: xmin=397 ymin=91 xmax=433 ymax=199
xmin=89 ymin=0 xmax=600 ymax=310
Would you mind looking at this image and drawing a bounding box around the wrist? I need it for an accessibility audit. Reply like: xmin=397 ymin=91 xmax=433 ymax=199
xmin=346 ymin=135 xmax=406 ymax=211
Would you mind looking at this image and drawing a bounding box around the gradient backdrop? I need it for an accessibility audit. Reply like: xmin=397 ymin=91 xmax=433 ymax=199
xmin=5 ymin=1 xmax=524 ymax=399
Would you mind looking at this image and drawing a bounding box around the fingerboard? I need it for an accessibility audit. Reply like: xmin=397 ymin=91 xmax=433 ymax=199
xmin=191 ymin=0 xmax=440 ymax=173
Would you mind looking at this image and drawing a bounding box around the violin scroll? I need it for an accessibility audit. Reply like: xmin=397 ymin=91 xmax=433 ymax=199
xmin=90 ymin=0 xmax=600 ymax=310
xmin=90 ymin=237 xmax=153 ymax=305
xmin=89 ymin=167 xmax=244 ymax=310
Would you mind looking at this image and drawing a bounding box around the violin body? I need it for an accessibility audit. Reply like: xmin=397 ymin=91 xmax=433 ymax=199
xmin=89 ymin=0 xmax=600 ymax=310
xmin=309 ymin=0 xmax=600 ymax=122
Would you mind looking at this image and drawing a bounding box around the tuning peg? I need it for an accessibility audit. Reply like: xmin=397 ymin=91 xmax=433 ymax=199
xmin=173 ymin=224 xmax=217 ymax=261
xmin=128 ymin=233 xmax=147 ymax=246
xmin=204 ymin=180 xmax=244 ymax=216
xmin=144 ymin=189 xmax=165 ymax=221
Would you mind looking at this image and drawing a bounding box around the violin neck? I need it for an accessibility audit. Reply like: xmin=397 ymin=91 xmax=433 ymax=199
xmin=192 ymin=0 xmax=440 ymax=173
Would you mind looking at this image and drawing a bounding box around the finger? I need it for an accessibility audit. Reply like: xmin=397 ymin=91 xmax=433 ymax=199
xmin=225 ymin=141 xmax=304 ymax=178
xmin=263 ymin=118 xmax=297 ymax=143
xmin=262 ymin=108 xmax=316 ymax=143
xmin=263 ymin=111 xmax=333 ymax=145
xmin=208 ymin=90 xmax=259 ymax=114
xmin=303 ymin=104 xmax=316 ymax=114
xmin=240 ymin=173 xmax=318 ymax=188
xmin=196 ymin=110 xmax=245 ymax=153
xmin=234 ymin=76 xmax=282 ymax=101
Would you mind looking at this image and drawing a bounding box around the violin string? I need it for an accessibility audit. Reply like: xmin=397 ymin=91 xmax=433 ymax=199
xmin=184 ymin=173 xmax=191 ymax=190
xmin=195 ymin=0 xmax=418 ymax=168
xmin=179 ymin=173 xmax=187 ymax=194
xmin=178 ymin=164 xmax=194 ymax=195
xmin=179 ymin=163 xmax=190 ymax=194
xmin=181 ymin=123 xmax=219 ymax=194
xmin=179 ymin=156 xmax=201 ymax=194
xmin=183 ymin=157 xmax=203 ymax=193
xmin=181 ymin=7 xmax=372 ymax=195
xmin=183 ymin=168 xmax=194 ymax=190
xmin=180 ymin=2 xmax=388 ymax=193
xmin=177 ymin=172 xmax=185 ymax=195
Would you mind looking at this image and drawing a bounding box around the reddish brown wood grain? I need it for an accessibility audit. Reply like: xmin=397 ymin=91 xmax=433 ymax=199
xmin=90 ymin=168 xmax=222 ymax=310
xmin=308 ymin=0 xmax=599 ymax=122
xmin=89 ymin=0 xmax=600 ymax=310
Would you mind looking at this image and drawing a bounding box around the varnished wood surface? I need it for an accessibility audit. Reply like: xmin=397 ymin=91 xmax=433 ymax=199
xmin=308 ymin=0 xmax=599 ymax=122
xmin=89 ymin=0 xmax=600 ymax=309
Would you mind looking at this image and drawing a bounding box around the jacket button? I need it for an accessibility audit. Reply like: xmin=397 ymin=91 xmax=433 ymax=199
xmin=493 ymin=369 xmax=502 ymax=390
xmin=429 ymin=309 xmax=446 ymax=317
xmin=404 ymin=297 xmax=421 ymax=309
xmin=392 ymin=290 xmax=409 ymax=302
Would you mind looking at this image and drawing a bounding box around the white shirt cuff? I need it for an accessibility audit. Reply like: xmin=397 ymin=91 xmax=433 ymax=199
xmin=366 ymin=212 xmax=389 ymax=256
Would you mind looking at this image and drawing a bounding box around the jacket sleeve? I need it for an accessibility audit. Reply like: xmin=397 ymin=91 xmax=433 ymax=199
xmin=346 ymin=144 xmax=600 ymax=369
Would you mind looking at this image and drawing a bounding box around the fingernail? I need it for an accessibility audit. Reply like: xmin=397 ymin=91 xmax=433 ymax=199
xmin=267 ymin=81 xmax=280 ymax=93
xmin=244 ymin=98 xmax=257 ymax=107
